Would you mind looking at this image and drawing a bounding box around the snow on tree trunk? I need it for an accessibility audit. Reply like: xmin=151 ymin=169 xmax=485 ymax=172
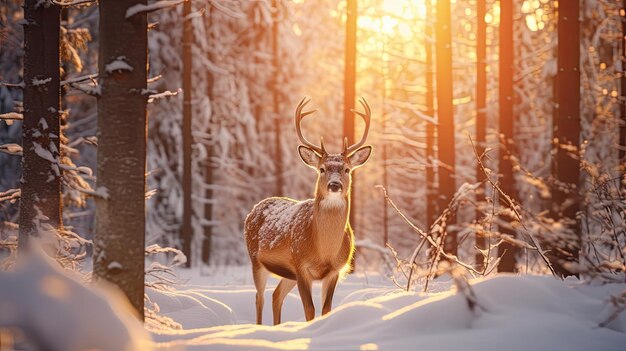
xmin=435 ymin=0 xmax=457 ymax=256
xmin=94 ymin=0 xmax=148 ymax=319
xmin=550 ymin=0 xmax=581 ymax=277
xmin=19 ymin=0 xmax=62 ymax=248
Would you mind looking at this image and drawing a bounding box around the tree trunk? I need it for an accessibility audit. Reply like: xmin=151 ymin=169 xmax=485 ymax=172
xmin=550 ymin=0 xmax=581 ymax=277
xmin=425 ymin=0 xmax=437 ymax=230
xmin=344 ymin=0 xmax=357 ymax=271
xmin=181 ymin=0 xmax=193 ymax=268
xmin=621 ymin=0 xmax=626 ymax=182
xmin=435 ymin=0 xmax=456 ymax=255
xmin=475 ymin=0 xmax=487 ymax=269
xmin=19 ymin=0 xmax=62 ymax=249
xmin=202 ymin=6 xmax=215 ymax=265
xmin=272 ymin=0 xmax=284 ymax=197
xmin=94 ymin=0 xmax=148 ymax=319
xmin=497 ymin=0 xmax=518 ymax=272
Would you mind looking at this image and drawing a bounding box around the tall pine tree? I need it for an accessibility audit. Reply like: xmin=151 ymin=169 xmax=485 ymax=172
xmin=94 ymin=0 xmax=148 ymax=319
xmin=19 ymin=0 xmax=62 ymax=248
xmin=435 ymin=0 xmax=456 ymax=255
xmin=497 ymin=0 xmax=518 ymax=272
xmin=550 ymin=0 xmax=581 ymax=276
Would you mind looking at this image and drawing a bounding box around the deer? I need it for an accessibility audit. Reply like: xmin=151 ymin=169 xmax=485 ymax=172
xmin=244 ymin=97 xmax=372 ymax=325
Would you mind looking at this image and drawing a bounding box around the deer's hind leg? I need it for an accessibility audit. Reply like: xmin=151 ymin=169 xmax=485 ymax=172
xmin=252 ymin=261 xmax=269 ymax=325
xmin=272 ymin=278 xmax=296 ymax=325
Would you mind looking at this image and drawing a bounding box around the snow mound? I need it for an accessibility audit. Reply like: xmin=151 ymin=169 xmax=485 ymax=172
xmin=147 ymin=287 xmax=236 ymax=330
xmin=0 ymin=250 xmax=151 ymax=351
xmin=151 ymin=273 xmax=626 ymax=351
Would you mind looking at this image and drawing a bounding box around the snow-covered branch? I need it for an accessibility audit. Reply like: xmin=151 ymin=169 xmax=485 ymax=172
xmin=0 ymin=81 xmax=25 ymax=88
xmin=0 ymin=188 xmax=20 ymax=203
xmin=0 ymin=112 xmax=23 ymax=121
xmin=0 ymin=143 xmax=23 ymax=156
xmin=61 ymin=73 xmax=97 ymax=86
xmin=147 ymin=88 xmax=181 ymax=103
xmin=51 ymin=0 xmax=97 ymax=7
xmin=126 ymin=0 xmax=185 ymax=19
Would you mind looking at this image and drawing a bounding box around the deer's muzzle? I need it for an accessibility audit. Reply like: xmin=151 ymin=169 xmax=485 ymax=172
xmin=327 ymin=181 xmax=342 ymax=193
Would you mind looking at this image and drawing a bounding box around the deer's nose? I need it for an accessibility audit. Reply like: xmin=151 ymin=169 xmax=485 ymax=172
xmin=327 ymin=181 xmax=342 ymax=192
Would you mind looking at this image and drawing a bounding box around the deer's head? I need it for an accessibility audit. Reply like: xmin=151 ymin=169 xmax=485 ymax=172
xmin=294 ymin=97 xmax=372 ymax=204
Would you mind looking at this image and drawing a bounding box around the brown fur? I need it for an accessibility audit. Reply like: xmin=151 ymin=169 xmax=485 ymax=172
xmin=244 ymin=150 xmax=370 ymax=325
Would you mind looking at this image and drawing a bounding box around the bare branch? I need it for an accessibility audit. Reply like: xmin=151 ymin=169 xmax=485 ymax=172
xmin=469 ymin=135 xmax=558 ymax=278
xmin=0 ymin=82 xmax=25 ymax=88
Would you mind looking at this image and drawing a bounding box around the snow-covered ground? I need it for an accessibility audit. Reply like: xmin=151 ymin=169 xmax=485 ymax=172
xmin=2 ymin=255 xmax=626 ymax=351
xmin=148 ymin=266 xmax=626 ymax=351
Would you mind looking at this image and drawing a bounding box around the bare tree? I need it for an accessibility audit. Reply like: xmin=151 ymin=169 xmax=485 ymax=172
xmin=94 ymin=0 xmax=148 ymax=319
xmin=180 ymin=0 xmax=193 ymax=267
xmin=550 ymin=0 xmax=581 ymax=276
xmin=344 ymin=0 xmax=357 ymax=270
xmin=621 ymin=0 xmax=626 ymax=187
xmin=475 ymin=0 xmax=487 ymax=268
xmin=425 ymin=0 xmax=437 ymax=230
xmin=272 ymin=0 xmax=284 ymax=197
xmin=19 ymin=0 xmax=62 ymax=248
xmin=497 ymin=0 xmax=518 ymax=272
xmin=435 ymin=0 xmax=456 ymax=255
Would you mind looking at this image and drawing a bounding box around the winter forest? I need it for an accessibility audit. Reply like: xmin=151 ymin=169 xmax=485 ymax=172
xmin=1 ymin=0 xmax=626 ymax=350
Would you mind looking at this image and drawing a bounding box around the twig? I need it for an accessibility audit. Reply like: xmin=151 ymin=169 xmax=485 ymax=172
xmin=0 ymin=82 xmax=25 ymax=88
xmin=469 ymin=135 xmax=558 ymax=278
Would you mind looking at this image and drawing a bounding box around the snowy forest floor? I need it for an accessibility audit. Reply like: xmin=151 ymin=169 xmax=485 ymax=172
xmin=146 ymin=266 xmax=626 ymax=351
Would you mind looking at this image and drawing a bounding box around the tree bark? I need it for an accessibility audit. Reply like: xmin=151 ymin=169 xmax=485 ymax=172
xmin=94 ymin=0 xmax=148 ymax=319
xmin=475 ymin=0 xmax=487 ymax=269
xmin=19 ymin=0 xmax=62 ymax=249
xmin=550 ymin=0 xmax=581 ymax=277
xmin=272 ymin=0 xmax=284 ymax=197
xmin=344 ymin=0 xmax=357 ymax=271
xmin=181 ymin=0 xmax=193 ymax=268
xmin=435 ymin=0 xmax=456 ymax=255
xmin=621 ymin=0 xmax=626 ymax=181
xmin=202 ymin=6 xmax=215 ymax=265
xmin=425 ymin=0 xmax=437 ymax=230
xmin=497 ymin=0 xmax=518 ymax=272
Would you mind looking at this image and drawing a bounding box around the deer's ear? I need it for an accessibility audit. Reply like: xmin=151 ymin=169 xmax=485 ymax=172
xmin=348 ymin=145 xmax=372 ymax=169
xmin=298 ymin=145 xmax=321 ymax=168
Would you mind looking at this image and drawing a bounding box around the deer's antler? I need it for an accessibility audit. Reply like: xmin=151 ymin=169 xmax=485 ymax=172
xmin=344 ymin=97 xmax=371 ymax=155
xmin=294 ymin=97 xmax=326 ymax=155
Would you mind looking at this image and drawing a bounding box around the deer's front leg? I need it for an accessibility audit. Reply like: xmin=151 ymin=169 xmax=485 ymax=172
xmin=321 ymin=272 xmax=339 ymax=315
xmin=296 ymin=272 xmax=315 ymax=321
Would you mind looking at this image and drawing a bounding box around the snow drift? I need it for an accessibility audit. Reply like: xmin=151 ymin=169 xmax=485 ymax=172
xmin=0 ymin=250 xmax=151 ymax=351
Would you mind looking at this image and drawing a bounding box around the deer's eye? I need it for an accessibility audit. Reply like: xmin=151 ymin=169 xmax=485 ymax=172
xmin=319 ymin=168 xmax=325 ymax=173
xmin=345 ymin=168 xmax=350 ymax=174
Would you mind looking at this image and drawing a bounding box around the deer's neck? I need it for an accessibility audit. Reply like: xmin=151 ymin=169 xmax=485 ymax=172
xmin=312 ymin=192 xmax=349 ymax=259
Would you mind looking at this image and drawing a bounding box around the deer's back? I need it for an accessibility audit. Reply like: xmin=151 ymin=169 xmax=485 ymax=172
xmin=245 ymin=197 xmax=314 ymax=258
